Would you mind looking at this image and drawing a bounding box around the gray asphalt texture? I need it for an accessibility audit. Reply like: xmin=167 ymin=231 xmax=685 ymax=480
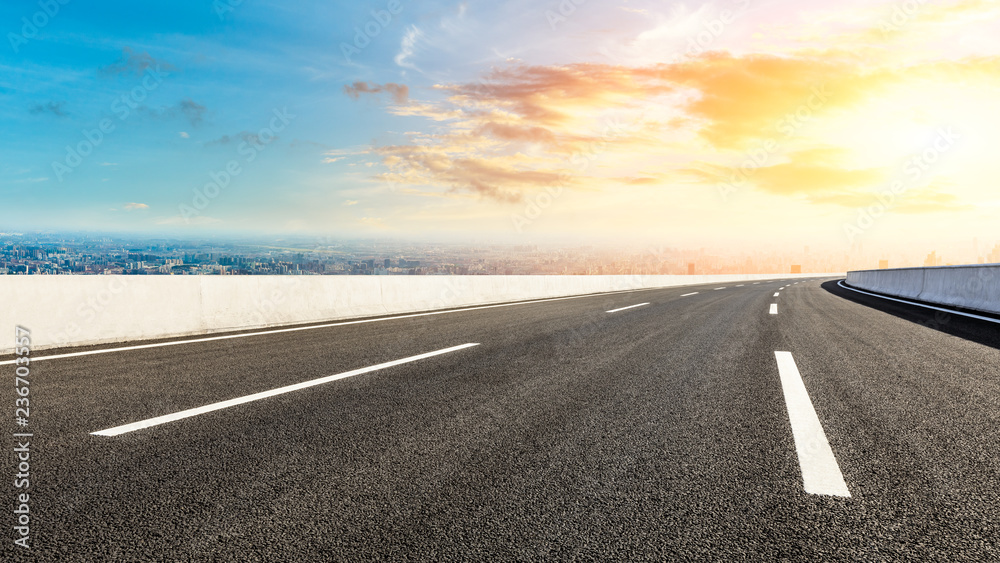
xmin=4 ymin=278 xmax=1000 ymax=561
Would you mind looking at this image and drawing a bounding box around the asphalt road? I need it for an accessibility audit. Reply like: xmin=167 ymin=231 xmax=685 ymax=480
xmin=4 ymin=277 xmax=1000 ymax=561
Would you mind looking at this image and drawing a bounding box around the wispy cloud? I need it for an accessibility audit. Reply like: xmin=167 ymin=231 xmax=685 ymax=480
xmin=177 ymin=99 xmax=206 ymax=126
xmin=99 ymin=46 xmax=177 ymax=77
xmin=206 ymin=130 xmax=265 ymax=147
xmin=343 ymin=81 xmax=409 ymax=104
xmin=322 ymin=147 xmax=367 ymax=164
xmin=139 ymin=98 xmax=207 ymax=127
xmin=29 ymin=101 xmax=68 ymax=117
xmin=395 ymin=26 xmax=424 ymax=70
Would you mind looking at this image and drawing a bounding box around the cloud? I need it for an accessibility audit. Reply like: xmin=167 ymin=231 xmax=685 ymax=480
xmin=891 ymin=189 xmax=974 ymax=214
xmin=616 ymin=176 xmax=660 ymax=185
xmin=207 ymin=131 xmax=268 ymax=146
xmin=443 ymin=63 xmax=673 ymax=126
xmin=860 ymin=0 xmax=1000 ymax=42
xmin=178 ymin=99 xmax=206 ymax=126
xmin=343 ymin=81 xmax=409 ymax=104
xmin=139 ymin=99 xmax=207 ymax=127
xmin=123 ymin=202 xmax=149 ymax=210
xmin=748 ymin=148 xmax=884 ymax=197
xmin=100 ymin=46 xmax=177 ymax=77
xmin=179 ymin=131 xmax=190 ymax=138
xmin=342 ymin=200 xmax=359 ymax=206
xmin=395 ymin=26 xmax=423 ymax=70
xmin=29 ymin=101 xmax=67 ymax=117
xmin=359 ymin=48 xmax=1000 ymax=206
xmin=322 ymin=147 xmax=367 ymax=164
xmin=376 ymin=144 xmax=567 ymax=203
xmin=685 ymin=148 xmax=885 ymax=204
xmin=660 ymin=54 xmax=897 ymax=149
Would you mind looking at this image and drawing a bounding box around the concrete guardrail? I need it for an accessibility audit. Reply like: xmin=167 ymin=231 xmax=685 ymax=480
xmin=846 ymin=265 xmax=1000 ymax=315
xmin=0 ymin=273 xmax=843 ymax=354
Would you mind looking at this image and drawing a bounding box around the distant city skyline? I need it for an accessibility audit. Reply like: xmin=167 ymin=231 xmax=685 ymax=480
xmin=3 ymin=1 xmax=1000 ymax=252
xmin=3 ymin=231 xmax=999 ymax=276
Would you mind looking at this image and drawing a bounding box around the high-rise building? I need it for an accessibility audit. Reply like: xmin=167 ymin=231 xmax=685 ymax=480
xmin=687 ymin=263 xmax=695 ymax=275
xmin=989 ymin=244 xmax=1000 ymax=264
xmin=878 ymin=259 xmax=889 ymax=269
xmin=790 ymin=265 xmax=802 ymax=274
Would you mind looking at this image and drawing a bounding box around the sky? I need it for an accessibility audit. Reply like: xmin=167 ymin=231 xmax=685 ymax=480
xmin=2 ymin=0 xmax=1000 ymax=254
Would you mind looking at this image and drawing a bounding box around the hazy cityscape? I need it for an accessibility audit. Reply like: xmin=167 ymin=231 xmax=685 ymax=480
xmin=2 ymin=232 xmax=998 ymax=277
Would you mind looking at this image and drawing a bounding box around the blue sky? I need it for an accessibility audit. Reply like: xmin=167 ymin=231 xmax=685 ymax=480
xmin=3 ymin=0 xmax=999 ymax=252
xmin=2 ymin=0 xmax=499 ymax=236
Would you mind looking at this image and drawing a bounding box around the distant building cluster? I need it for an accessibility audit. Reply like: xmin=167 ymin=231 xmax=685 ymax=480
xmin=0 ymin=235 xmax=439 ymax=276
xmin=2 ymin=233 xmax=997 ymax=276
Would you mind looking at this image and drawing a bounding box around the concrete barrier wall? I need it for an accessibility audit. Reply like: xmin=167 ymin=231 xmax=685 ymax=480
xmin=0 ymin=273 xmax=841 ymax=354
xmin=846 ymin=265 xmax=1000 ymax=314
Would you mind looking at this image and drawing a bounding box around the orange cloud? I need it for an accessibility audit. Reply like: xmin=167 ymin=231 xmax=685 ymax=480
xmin=343 ymin=81 xmax=409 ymax=104
xmin=752 ymin=157 xmax=883 ymax=198
xmin=375 ymin=144 xmax=567 ymax=203
xmin=356 ymin=52 xmax=1000 ymax=205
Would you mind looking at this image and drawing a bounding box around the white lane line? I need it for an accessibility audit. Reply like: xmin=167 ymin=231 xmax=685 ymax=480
xmin=606 ymin=302 xmax=650 ymax=313
xmin=770 ymin=303 xmax=779 ymax=315
xmin=714 ymin=287 xmax=726 ymax=290
xmin=681 ymin=292 xmax=699 ymax=297
xmin=92 ymin=343 xmax=480 ymax=437
xmin=774 ymin=292 xmax=781 ymax=297
xmin=753 ymin=282 xmax=760 ymax=285
xmin=736 ymin=284 xmax=745 ymax=287
xmin=0 ymin=285 xmax=673 ymax=367
xmin=837 ymin=280 xmax=1000 ymax=326
xmin=774 ymin=352 xmax=851 ymax=497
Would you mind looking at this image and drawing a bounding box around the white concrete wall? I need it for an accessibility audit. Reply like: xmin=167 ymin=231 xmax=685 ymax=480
xmin=0 ymin=273 xmax=841 ymax=354
xmin=846 ymin=265 xmax=1000 ymax=314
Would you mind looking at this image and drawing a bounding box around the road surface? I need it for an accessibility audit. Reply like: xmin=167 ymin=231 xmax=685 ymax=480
xmin=4 ymin=277 xmax=1000 ymax=561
